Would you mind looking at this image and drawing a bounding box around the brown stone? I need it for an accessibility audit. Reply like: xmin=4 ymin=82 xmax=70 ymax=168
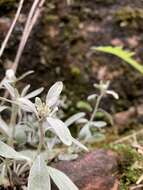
xmin=51 ymin=149 xmax=119 ymax=190
xmin=0 ymin=18 xmax=11 ymax=36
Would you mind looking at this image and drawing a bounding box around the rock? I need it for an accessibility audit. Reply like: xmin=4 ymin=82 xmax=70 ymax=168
xmin=0 ymin=18 xmax=11 ymax=37
xmin=137 ymin=104 xmax=143 ymax=116
xmin=51 ymin=149 xmax=119 ymax=190
xmin=114 ymin=106 xmax=137 ymax=133
xmin=114 ymin=107 xmax=136 ymax=126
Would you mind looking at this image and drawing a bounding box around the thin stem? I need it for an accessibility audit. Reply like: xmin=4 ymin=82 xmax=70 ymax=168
xmin=8 ymin=104 xmax=18 ymax=146
xmin=37 ymin=120 xmax=45 ymax=154
xmin=89 ymin=93 xmax=103 ymax=122
xmin=12 ymin=0 xmax=46 ymax=72
xmin=83 ymin=93 xmax=104 ymax=137
xmin=0 ymin=0 xmax=25 ymax=57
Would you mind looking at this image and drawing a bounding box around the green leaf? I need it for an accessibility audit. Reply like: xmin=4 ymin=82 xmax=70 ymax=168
xmin=28 ymin=155 xmax=51 ymax=190
xmin=76 ymin=101 xmax=92 ymax=112
xmin=92 ymin=46 xmax=143 ymax=74
xmin=0 ymin=140 xmax=30 ymax=161
xmin=47 ymin=166 xmax=78 ymax=190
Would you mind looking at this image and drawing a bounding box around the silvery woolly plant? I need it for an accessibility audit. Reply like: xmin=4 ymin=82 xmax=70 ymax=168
xmin=77 ymin=80 xmax=119 ymax=143
xmin=0 ymin=69 xmax=87 ymax=190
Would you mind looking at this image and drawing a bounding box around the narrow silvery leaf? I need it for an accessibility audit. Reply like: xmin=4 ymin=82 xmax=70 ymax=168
xmin=90 ymin=121 xmax=107 ymax=128
xmin=0 ymin=106 xmax=8 ymax=112
xmin=87 ymin=94 xmax=97 ymax=101
xmin=0 ymin=163 xmax=6 ymax=185
xmin=35 ymin=97 xmax=43 ymax=108
xmin=79 ymin=124 xmax=92 ymax=139
xmin=18 ymin=98 xmax=37 ymax=115
xmin=24 ymin=87 xmax=44 ymax=99
xmin=93 ymin=83 xmax=100 ymax=89
xmin=98 ymin=108 xmax=114 ymax=126
xmin=46 ymin=82 xmax=63 ymax=107
xmin=15 ymin=124 xmax=27 ymax=144
xmin=5 ymin=69 xmax=16 ymax=81
xmin=76 ymin=118 xmax=88 ymax=124
xmin=21 ymin=84 xmax=31 ymax=97
xmin=28 ymin=155 xmax=51 ymax=190
xmin=65 ymin=112 xmax=85 ymax=127
xmin=18 ymin=70 xmax=34 ymax=81
xmin=49 ymin=106 xmax=58 ymax=117
xmin=47 ymin=137 xmax=60 ymax=150
xmin=3 ymin=81 xmax=15 ymax=98
xmin=58 ymin=153 xmax=78 ymax=161
xmin=106 ymin=90 xmax=119 ymax=99
xmin=47 ymin=166 xmax=78 ymax=190
xmin=46 ymin=117 xmax=72 ymax=146
xmin=0 ymin=141 xmax=31 ymax=161
xmin=72 ymin=137 xmax=88 ymax=152
xmin=0 ymin=117 xmax=11 ymax=137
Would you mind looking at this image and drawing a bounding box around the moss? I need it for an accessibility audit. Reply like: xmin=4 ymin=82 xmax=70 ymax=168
xmin=109 ymin=144 xmax=143 ymax=189
xmin=0 ymin=0 xmax=15 ymax=6
xmin=115 ymin=6 xmax=143 ymax=28
xmin=70 ymin=66 xmax=81 ymax=77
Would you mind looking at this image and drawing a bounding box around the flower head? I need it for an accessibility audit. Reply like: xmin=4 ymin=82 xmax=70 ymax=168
xmin=18 ymin=81 xmax=87 ymax=150
xmin=93 ymin=80 xmax=119 ymax=99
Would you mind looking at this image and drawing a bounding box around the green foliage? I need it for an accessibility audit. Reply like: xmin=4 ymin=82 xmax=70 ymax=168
xmin=110 ymin=144 xmax=143 ymax=189
xmin=92 ymin=46 xmax=143 ymax=75
xmin=76 ymin=101 xmax=92 ymax=112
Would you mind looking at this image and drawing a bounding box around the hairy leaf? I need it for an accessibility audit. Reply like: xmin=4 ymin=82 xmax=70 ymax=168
xmin=0 ymin=141 xmax=30 ymax=161
xmin=46 ymin=117 xmax=72 ymax=146
xmin=28 ymin=155 xmax=51 ymax=190
xmin=46 ymin=82 xmax=63 ymax=107
xmin=65 ymin=112 xmax=85 ymax=127
xmin=47 ymin=166 xmax=78 ymax=190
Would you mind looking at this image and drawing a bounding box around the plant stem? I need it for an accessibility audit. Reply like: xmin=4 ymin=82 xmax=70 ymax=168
xmin=8 ymin=104 xmax=18 ymax=146
xmin=83 ymin=93 xmax=104 ymax=138
xmin=37 ymin=120 xmax=44 ymax=154
xmin=89 ymin=93 xmax=103 ymax=122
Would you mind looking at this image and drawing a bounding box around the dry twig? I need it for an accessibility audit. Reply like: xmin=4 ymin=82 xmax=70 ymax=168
xmin=0 ymin=0 xmax=25 ymax=57
xmin=12 ymin=0 xmax=46 ymax=72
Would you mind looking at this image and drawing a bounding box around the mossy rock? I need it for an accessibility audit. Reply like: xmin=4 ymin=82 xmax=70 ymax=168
xmin=115 ymin=6 xmax=143 ymax=28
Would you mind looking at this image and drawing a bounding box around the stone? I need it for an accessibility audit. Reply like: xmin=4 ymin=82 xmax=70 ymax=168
xmin=51 ymin=149 xmax=119 ymax=190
